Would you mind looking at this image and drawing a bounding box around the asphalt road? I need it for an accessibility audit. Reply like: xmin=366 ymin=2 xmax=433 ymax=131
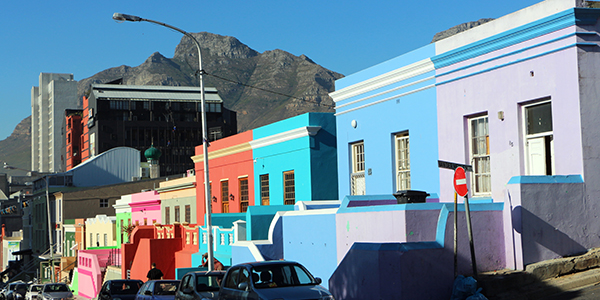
xmin=545 ymin=282 xmax=600 ymax=300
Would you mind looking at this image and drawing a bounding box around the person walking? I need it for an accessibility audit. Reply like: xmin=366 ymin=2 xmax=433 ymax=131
xmin=146 ymin=263 xmax=164 ymax=281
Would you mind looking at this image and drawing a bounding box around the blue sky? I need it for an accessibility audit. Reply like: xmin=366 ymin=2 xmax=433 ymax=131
xmin=0 ymin=0 xmax=542 ymax=140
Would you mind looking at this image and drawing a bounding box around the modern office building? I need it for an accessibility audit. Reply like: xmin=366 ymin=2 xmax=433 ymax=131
xmin=72 ymin=83 xmax=237 ymax=176
xmin=31 ymin=73 xmax=80 ymax=173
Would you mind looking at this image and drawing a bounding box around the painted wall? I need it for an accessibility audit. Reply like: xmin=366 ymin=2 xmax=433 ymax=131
xmin=507 ymin=176 xmax=587 ymax=268
xmin=252 ymin=113 xmax=338 ymax=205
xmin=114 ymin=195 xmax=133 ymax=245
xmin=76 ymin=249 xmax=115 ymax=299
xmin=131 ymin=190 xmax=161 ymax=226
xmin=435 ymin=20 xmax=583 ymax=204
xmin=84 ymin=215 xmax=116 ymax=248
xmin=332 ymin=44 xmax=440 ymax=199
xmin=194 ymin=130 xmax=253 ymax=225
xmin=158 ymin=175 xmax=197 ymax=224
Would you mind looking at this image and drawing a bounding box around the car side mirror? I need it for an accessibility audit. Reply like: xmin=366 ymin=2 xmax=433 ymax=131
xmin=238 ymin=282 xmax=249 ymax=291
xmin=315 ymin=277 xmax=322 ymax=284
xmin=181 ymin=287 xmax=193 ymax=294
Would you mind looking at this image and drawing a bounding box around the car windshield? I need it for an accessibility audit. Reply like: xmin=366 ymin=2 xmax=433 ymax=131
xmin=111 ymin=281 xmax=141 ymax=295
xmin=153 ymin=281 xmax=178 ymax=295
xmin=251 ymin=264 xmax=316 ymax=289
xmin=30 ymin=286 xmax=43 ymax=292
xmin=196 ymin=274 xmax=223 ymax=292
xmin=43 ymin=284 xmax=69 ymax=292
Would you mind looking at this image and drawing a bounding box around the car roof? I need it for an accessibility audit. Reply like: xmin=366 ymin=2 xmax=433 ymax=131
xmin=234 ymin=260 xmax=301 ymax=268
xmin=186 ymin=270 xmax=226 ymax=275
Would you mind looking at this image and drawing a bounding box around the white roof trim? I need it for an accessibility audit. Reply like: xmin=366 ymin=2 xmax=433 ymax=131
xmin=249 ymin=126 xmax=321 ymax=149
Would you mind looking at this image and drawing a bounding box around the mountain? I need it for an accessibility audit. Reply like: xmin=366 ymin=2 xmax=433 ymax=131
xmin=0 ymin=116 xmax=32 ymax=176
xmin=431 ymin=18 xmax=494 ymax=43
xmin=77 ymin=32 xmax=344 ymax=132
xmin=0 ymin=32 xmax=344 ymax=174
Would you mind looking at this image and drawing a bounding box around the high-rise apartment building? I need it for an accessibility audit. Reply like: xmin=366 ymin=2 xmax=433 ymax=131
xmin=31 ymin=73 xmax=80 ymax=173
xmin=71 ymin=83 xmax=236 ymax=176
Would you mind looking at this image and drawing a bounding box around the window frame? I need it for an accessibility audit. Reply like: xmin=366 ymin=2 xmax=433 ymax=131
xmin=239 ymin=177 xmax=249 ymax=212
xmin=283 ymin=170 xmax=295 ymax=205
xmin=468 ymin=114 xmax=491 ymax=196
xmin=260 ymin=174 xmax=270 ymax=206
xmin=523 ymin=100 xmax=554 ymax=175
xmin=394 ymin=132 xmax=410 ymax=191
xmin=350 ymin=141 xmax=366 ymax=195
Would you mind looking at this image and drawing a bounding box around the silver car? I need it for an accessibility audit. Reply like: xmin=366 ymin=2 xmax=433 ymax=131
xmin=38 ymin=283 xmax=73 ymax=300
xmin=25 ymin=285 xmax=43 ymax=300
xmin=218 ymin=261 xmax=334 ymax=300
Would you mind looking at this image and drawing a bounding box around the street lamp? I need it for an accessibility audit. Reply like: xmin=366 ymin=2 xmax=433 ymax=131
xmin=112 ymin=13 xmax=215 ymax=271
xmin=3 ymin=163 xmax=55 ymax=282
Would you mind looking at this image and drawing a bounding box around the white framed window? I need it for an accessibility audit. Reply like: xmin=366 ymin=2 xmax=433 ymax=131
xmin=395 ymin=132 xmax=410 ymax=191
xmin=524 ymin=101 xmax=554 ymax=175
xmin=351 ymin=141 xmax=365 ymax=195
xmin=469 ymin=115 xmax=491 ymax=195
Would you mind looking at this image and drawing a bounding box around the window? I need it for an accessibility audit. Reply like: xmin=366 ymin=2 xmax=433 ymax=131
xmin=239 ymin=177 xmax=249 ymax=212
xmin=165 ymin=207 xmax=170 ymax=225
xmin=283 ymin=171 xmax=295 ymax=205
xmin=351 ymin=142 xmax=366 ymax=195
xmin=524 ymin=101 xmax=554 ymax=175
xmin=90 ymin=233 xmax=93 ymax=247
xmin=185 ymin=205 xmax=191 ymax=223
xmin=260 ymin=174 xmax=270 ymax=206
xmin=469 ymin=115 xmax=491 ymax=195
xmin=174 ymin=206 xmax=180 ymax=223
xmin=96 ymin=234 xmax=100 ymax=247
xmin=221 ymin=180 xmax=229 ymax=213
xmin=395 ymin=133 xmax=410 ymax=191
xmin=104 ymin=234 xmax=108 ymax=246
xmin=100 ymin=199 xmax=109 ymax=208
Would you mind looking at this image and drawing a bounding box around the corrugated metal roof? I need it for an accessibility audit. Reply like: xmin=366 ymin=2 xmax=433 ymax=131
xmin=91 ymin=84 xmax=222 ymax=102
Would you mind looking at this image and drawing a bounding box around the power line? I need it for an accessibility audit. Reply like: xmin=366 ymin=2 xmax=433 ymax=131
xmin=203 ymin=71 xmax=336 ymax=109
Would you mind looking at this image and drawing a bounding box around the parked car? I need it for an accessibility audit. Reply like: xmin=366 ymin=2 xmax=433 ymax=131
xmin=38 ymin=283 xmax=73 ymax=300
xmin=175 ymin=271 xmax=226 ymax=300
xmin=0 ymin=282 xmax=26 ymax=300
xmin=6 ymin=283 xmax=28 ymax=300
xmin=25 ymin=285 xmax=43 ymax=300
xmin=98 ymin=279 xmax=144 ymax=300
xmin=217 ymin=261 xmax=334 ymax=300
xmin=136 ymin=280 xmax=180 ymax=300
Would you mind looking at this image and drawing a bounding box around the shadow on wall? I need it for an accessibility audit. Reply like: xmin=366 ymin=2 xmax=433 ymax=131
xmin=329 ymin=242 xmax=455 ymax=299
xmin=513 ymin=206 xmax=587 ymax=265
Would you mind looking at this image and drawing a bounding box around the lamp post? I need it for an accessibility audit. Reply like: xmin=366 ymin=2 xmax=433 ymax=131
xmin=3 ymin=163 xmax=55 ymax=282
xmin=112 ymin=13 xmax=215 ymax=271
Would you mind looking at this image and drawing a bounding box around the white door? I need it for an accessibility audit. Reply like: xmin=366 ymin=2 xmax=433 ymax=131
xmin=527 ymin=137 xmax=546 ymax=175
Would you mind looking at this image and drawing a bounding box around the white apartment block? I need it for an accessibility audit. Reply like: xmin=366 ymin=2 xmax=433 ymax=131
xmin=31 ymin=73 xmax=80 ymax=173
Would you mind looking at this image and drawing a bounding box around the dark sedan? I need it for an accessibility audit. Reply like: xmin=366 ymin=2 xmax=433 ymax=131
xmin=98 ymin=279 xmax=144 ymax=300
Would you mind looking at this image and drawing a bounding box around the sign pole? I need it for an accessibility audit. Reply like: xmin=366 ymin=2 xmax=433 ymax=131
xmin=464 ymin=194 xmax=478 ymax=281
xmin=453 ymin=192 xmax=458 ymax=278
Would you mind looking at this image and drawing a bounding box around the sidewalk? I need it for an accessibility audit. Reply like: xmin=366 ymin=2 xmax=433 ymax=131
xmin=480 ymin=248 xmax=600 ymax=300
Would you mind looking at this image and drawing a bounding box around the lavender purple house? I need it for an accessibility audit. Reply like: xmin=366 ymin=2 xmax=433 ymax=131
xmin=327 ymin=0 xmax=600 ymax=298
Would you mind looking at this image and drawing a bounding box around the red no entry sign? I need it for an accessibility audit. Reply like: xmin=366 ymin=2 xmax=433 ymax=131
xmin=454 ymin=167 xmax=468 ymax=197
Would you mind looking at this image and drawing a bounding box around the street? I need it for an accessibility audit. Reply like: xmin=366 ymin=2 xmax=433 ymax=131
xmin=546 ymin=282 xmax=600 ymax=300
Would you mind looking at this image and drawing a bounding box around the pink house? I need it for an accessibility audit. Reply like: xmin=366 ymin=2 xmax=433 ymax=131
xmin=77 ymin=249 xmax=119 ymax=299
xmin=130 ymin=190 xmax=161 ymax=226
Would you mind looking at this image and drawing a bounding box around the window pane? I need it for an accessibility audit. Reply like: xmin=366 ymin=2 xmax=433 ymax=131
xmin=284 ymin=171 xmax=295 ymax=205
xmin=527 ymin=102 xmax=553 ymax=135
xmin=470 ymin=116 xmax=491 ymax=194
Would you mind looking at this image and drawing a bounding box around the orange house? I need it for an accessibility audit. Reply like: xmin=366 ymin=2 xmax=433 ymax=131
xmin=193 ymin=130 xmax=254 ymax=225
